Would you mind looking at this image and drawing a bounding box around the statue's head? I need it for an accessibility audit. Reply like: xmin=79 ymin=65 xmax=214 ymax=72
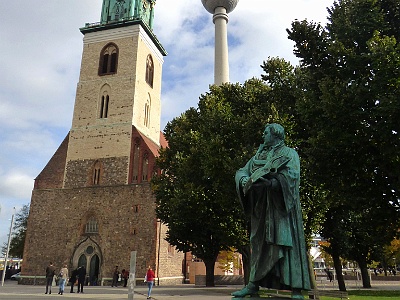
xmin=266 ymin=123 xmax=285 ymax=141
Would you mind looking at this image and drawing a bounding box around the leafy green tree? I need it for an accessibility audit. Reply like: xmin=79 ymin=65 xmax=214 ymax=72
xmin=261 ymin=58 xmax=329 ymax=243
xmin=217 ymin=249 xmax=242 ymax=273
xmin=1 ymin=205 xmax=29 ymax=258
xmin=153 ymin=79 xmax=308 ymax=286
xmin=152 ymin=73 xmax=325 ymax=286
xmin=287 ymin=0 xmax=400 ymax=289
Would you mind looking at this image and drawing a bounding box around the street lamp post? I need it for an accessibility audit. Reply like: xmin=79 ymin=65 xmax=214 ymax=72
xmin=1 ymin=208 xmax=15 ymax=286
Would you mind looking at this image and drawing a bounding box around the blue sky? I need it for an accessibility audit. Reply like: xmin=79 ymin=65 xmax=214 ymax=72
xmin=0 ymin=0 xmax=332 ymax=248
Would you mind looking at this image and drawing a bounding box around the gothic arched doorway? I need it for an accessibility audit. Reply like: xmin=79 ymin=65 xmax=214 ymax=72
xmin=72 ymin=238 xmax=102 ymax=286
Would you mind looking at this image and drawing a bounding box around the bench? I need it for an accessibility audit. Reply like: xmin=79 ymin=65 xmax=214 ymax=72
xmin=308 ymin=289 xmax=349 ymax=299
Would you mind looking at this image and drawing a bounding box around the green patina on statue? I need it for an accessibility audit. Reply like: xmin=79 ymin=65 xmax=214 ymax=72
xmin=232 ymin=123 xmax=310 ymax=299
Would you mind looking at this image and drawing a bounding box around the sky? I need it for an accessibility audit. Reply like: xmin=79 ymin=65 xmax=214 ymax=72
xmin=0 ymin=0 xmax=333 ymax=249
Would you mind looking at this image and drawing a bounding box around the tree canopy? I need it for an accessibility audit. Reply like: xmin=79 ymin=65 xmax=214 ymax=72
xmin=153 ymin=0 xmax=400 ymax=289
xmin=1 ymin=204 xmax=29 ymax=258
xmin=152 ymin=75 xmax=326 ymax=286
xmin=287 ymin=0 xmax=400 ymax=289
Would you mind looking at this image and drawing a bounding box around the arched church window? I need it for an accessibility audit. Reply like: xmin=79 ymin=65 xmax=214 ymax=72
xmin=92 ymin=160 xmax=103 ymax=185
xmin=132 ymin=139 xmax=140 ymax=183
xmin=144 ymin=95 xmax=151 ymax=128
xmin=145 ymin=55 xmax=154 ymax=87
xmin=99 ymin=43 xmax=118 ymax=75
xmin=78 ymin=254 xmax=87 ymax=270
xmin=99 ymin=95 xmax=109 ymax=118
xmin=99 ymin=85 xmax=111 ymax=119
xmin=142 ymin=152 xmax=149 ymax=181
xmin=85 ymin=217 xmax=99 ymax=234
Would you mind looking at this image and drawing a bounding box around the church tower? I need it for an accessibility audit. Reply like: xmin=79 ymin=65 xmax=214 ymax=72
xmin=22 ymin=0 xmax=183 ymax=285
xmin=65 ymin=0 xmax=166 ymax=188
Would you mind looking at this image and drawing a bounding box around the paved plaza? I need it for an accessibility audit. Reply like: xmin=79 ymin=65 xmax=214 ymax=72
xmin=0 ymin=281 xmax=237 ymax=300
xmin=0 ymin=280 xmax=399 ymax=300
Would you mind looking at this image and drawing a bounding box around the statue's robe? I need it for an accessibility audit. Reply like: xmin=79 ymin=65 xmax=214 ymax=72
xmin=235 ymin=142 xmax=310 ymax=291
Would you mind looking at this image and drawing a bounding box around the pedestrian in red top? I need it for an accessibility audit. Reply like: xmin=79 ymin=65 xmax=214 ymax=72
xmin=146 ymin=266 xmax=155 ymax=299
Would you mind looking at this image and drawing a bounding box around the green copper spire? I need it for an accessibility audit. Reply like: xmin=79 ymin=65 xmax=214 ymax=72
xmin=100 ymin=0 xmax=156 ymax=29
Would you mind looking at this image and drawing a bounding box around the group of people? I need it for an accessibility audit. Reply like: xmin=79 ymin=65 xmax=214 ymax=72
xmin=111 ymin=265 xmax=155 ymax=299
xmin=111 ymin=266 xmax=129 ymax=287
xmin=110 ymin=265 xmax=156 ymax=298
xmin=45 ymin=262 xmax=86 ymax=295
xmin=43 ymin=124 xmax=308 ymax=299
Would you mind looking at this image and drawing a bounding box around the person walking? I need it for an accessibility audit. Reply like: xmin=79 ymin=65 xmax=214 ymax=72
xmin=121 ymin=269 xmax=129 ymax=287
xmin=45 ymin=262 xmax=56 ymax=295
xmin=69 ymin=268 xmax=78 ymax=293
xmin=111 ymin=266 xmax=120 ymax=287
xmin=77 ymin=265 xmax=86 ymax=293
xmin=146 ymin=266 xmax=155 ymax=299
xmin=58 ymin=264 xmax=69 ymax=295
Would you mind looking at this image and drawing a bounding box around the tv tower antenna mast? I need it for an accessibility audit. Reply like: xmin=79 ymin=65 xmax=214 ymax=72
xmin=201 ymin=0 xmax=239 ymax=85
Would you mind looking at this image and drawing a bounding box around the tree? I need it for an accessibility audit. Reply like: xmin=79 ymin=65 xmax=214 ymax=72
xmin=217 ymin=249 xmax=242 ymax=274
xmin=261 ymin=58 xmax=329 ymax=242
xmin=152 ymin=79 xmax=297 ymax=286
xmin=380 ymin=237 xmax=400 ymax=275
xmin=287 ymin=0 xmax=400 ymax=289
xmin=1 ymin=204 xmax=29 ymax=258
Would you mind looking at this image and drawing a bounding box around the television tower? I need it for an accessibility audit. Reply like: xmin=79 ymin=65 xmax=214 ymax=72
xmin=201 ymin=0 xmax=239 ymax=85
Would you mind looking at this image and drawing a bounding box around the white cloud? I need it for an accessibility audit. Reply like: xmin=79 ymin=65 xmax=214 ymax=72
xmin=0 ymin=171 xmax=33 ymax=200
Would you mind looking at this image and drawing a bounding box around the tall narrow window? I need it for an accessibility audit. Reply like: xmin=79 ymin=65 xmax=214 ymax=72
xmin=99 ymin=95 xmax=110 ymax=118
xmin=99 ymin=85 xmax=111 ymax=119
xmin=104 ymin=95 xmax=109 ymax=118
xmin=145 ymin=55 xmax=154 ymax=87
xmin=110 ymin=53 xmax=117 ymax=73
xmin=92 ymin=161 xmax=102 ymax=185
xmin=132 ymin=140 xmax=140 ymax=183
xmin=144 ymin=95 xmax=151 ymax=127
xmin=142 ymin=153 xmax=149 ymax=181
xmin=99 ymin=43 xmax=119 ymax=75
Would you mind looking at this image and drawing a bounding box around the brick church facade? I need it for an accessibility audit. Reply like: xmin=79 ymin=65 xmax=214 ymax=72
xmin=21 ymin=0 xmax=184 ymax=285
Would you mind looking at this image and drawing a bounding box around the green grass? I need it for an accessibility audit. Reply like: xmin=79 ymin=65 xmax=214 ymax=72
xmin=258 ymin=289 xmax=400 ymax=299
xmin=319 ymin=290 xmax=400 ymax=299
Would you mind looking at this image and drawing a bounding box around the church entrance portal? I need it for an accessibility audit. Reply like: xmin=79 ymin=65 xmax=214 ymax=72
xmin=72 ymin=238 xmax=102 ymax=286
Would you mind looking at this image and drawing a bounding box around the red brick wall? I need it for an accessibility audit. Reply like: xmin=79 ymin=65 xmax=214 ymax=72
xmin=34 ymin=134 xmax=69 ymax=189
xmin=22 ymin=184 xmax=183 ymax=283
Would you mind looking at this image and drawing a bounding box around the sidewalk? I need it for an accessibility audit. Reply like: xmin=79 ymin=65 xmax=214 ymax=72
xmin=0 ymin=281 xmax=237 ymax=300
xmin=0 ymin=279 xmax=399 ymax=300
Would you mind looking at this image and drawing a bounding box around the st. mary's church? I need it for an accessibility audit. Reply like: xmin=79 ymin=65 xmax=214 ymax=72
xmin=22 ymin=0 xmax=184 ymax=285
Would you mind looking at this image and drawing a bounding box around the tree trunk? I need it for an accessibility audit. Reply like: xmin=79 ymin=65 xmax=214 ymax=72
xmin=381 ymin=260 xmax=388 ymax=276
xmin=332 ymin=251 xmax=346 ymax=291
xmin=308 ymin=254 xmax=317 ymax=299
xmin=239 ymin=245 xmax=251 ymax=285
xmin=357 ymin=258 xmax=371 ymax=288
xmin=203 ymin=258 xmax=216 ymax=287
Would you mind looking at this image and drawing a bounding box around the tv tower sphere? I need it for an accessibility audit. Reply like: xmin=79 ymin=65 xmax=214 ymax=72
xmin=201 ymin=0 xmax=239 ymax=14
xmin=201 ymin=0 xmax=239 ymax=85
